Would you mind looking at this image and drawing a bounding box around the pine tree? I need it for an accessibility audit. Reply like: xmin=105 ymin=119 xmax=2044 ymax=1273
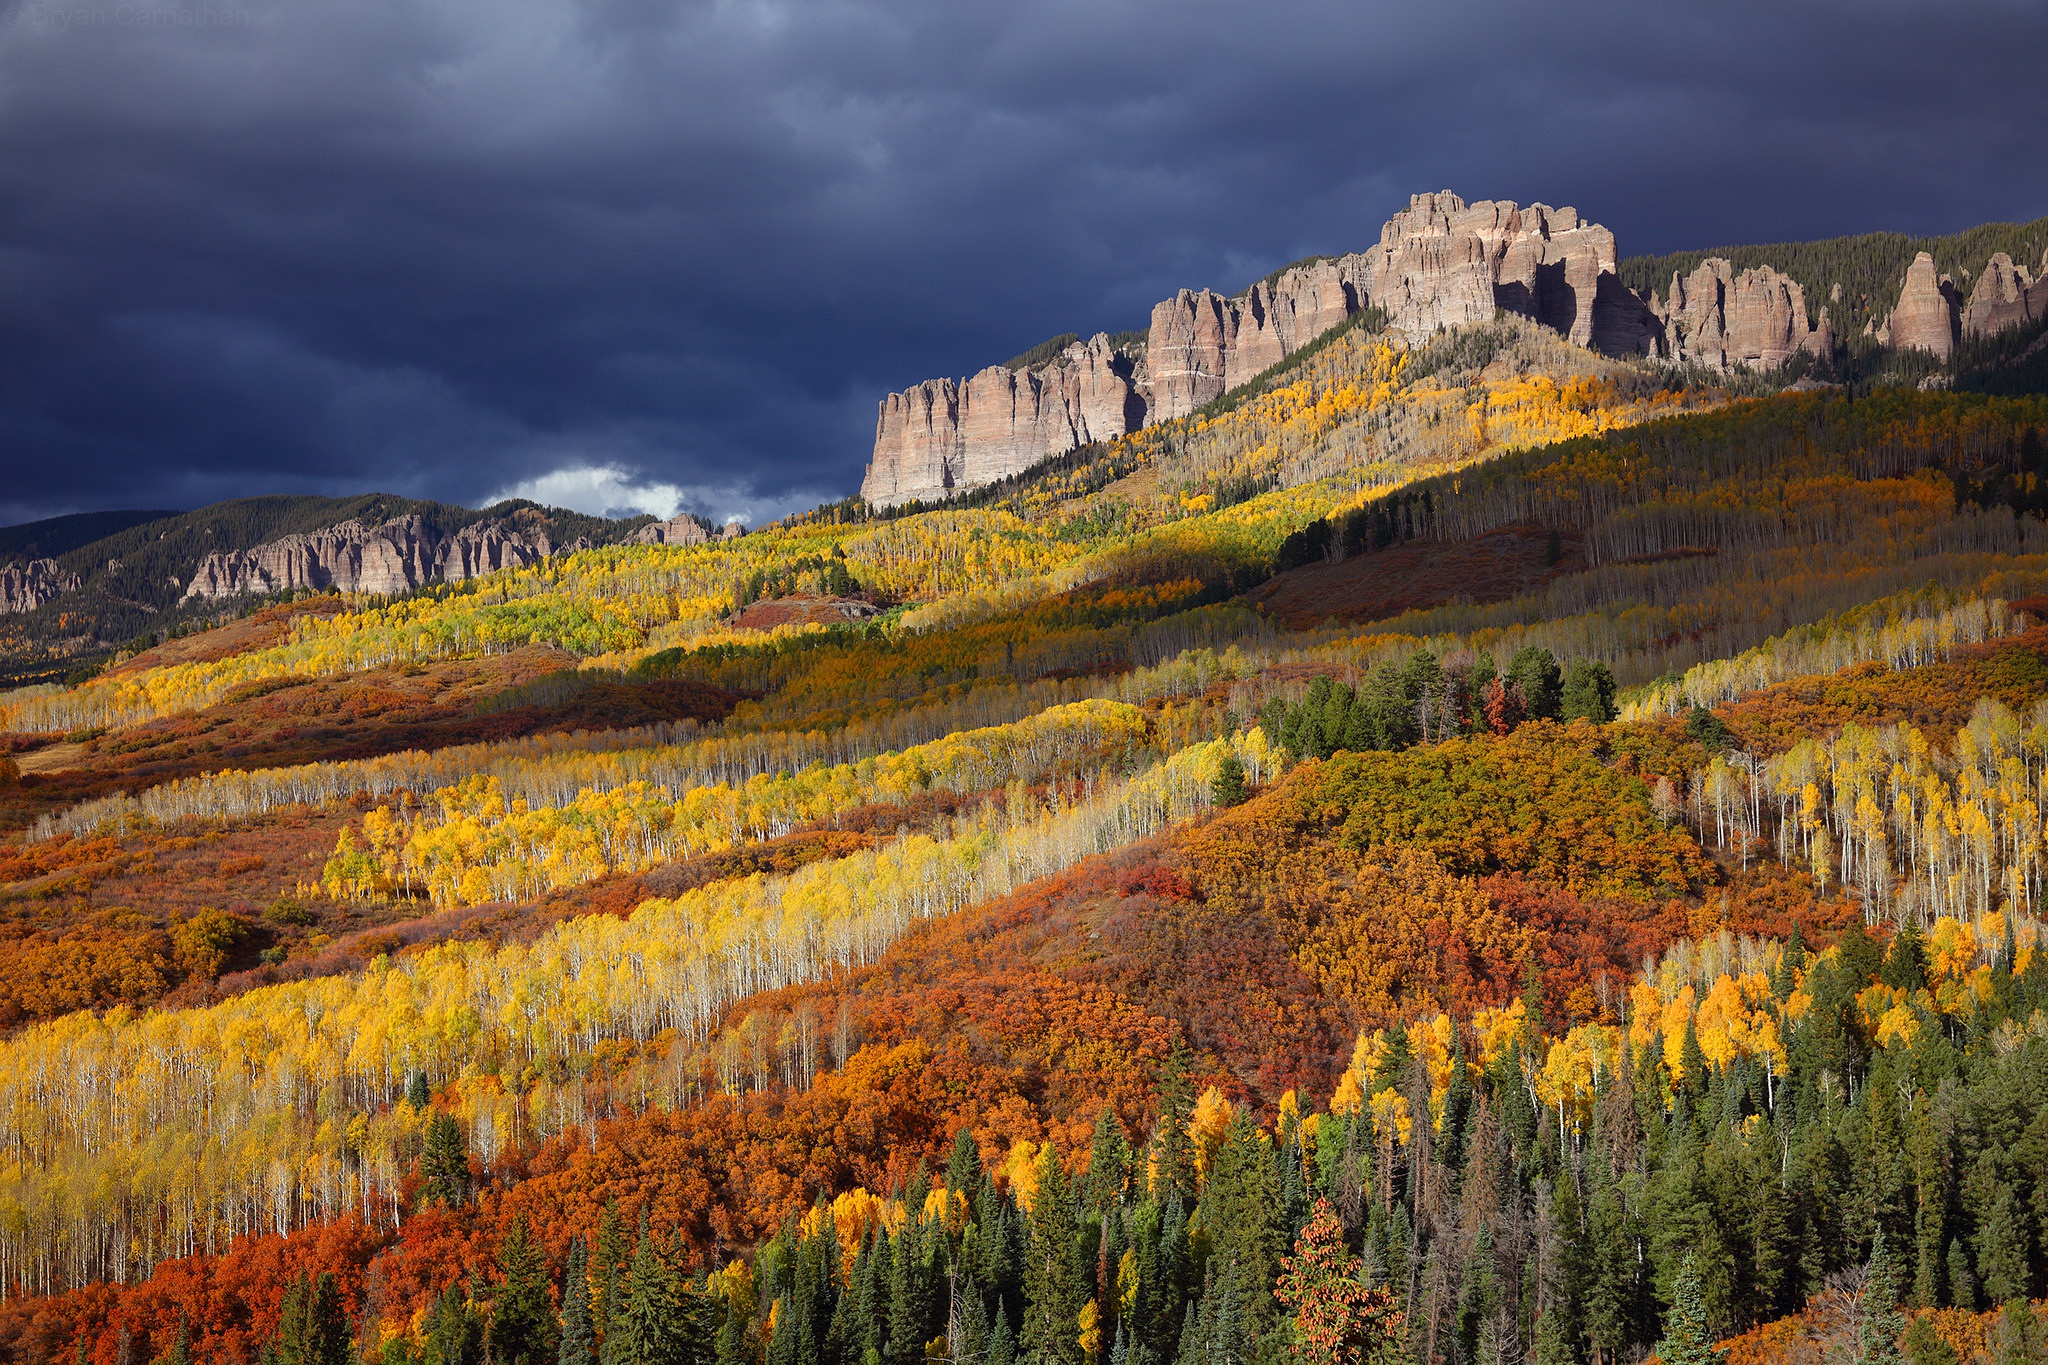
xmin=164 ymin=1314 xmax=192 ymax=1365
xmin=948 ymin=1128 xmax=985 ymax=1202
xmin=406 ymin=1071 xmax=432 ymax=1110
xmin=1971 ymin=1184 xmax=2028 ymax=1304
xmin=1655 ymin=1255 xmax=1725 ymax=1365
xmin=424 ymin=1285 xmax=484 ymax=1365
xmin=1507 ymin=647 xmax=1562 ymax=721
xmin=1210 ymin=753 xmax=1249 ymax=808
xmin=594 ymin=1200 xmax=628 ymax=1344
xmin=1859 ymin=1231 xmax=1907 ymax=1365
xmin=560 ymin=1240 xmax=597 ymax=1365
xmin=1083 ymin=1112 xmax=1132 ymax=1215
xmin=1152 ymin=1042 xmax=1198 ymax=1204
xmin=276 ymin=1273 xmax=352 ymax=1365
xmin=420 ymin=1111 xmax=469 ymax=1207
xmin=607 ymin=1221 xmax=712 ymax=1365
xmin=1023 ymin=1145 xmax=1087 ymax=1365
xmin=1559 ymin=659 xmax=1617 ymax=723
xmin=493 ymin=1214 xmax=559 ymax=1365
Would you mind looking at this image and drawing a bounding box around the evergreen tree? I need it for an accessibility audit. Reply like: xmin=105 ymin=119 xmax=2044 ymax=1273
xmin=1083 ymin=1112 xmax=1132 ymax=1215
xmin=1859 ymin=1231 xmax=1907 ymax=1365
xmin=1507 ymin=647 xmax=1562 ymax=721
xmin=607 ymin=1221 xmax=713 ymax=1365
xmin=406 ymin=1071 xmax=432 ymax=1110
xmin=1152 ymin=1042 xmax=1198 ymax=1203
xmin=1273 ymin=1198 xmax=1404 ymax=1365
xmin=164 ymin=1315 xmax=192 ymax=1365
xmin=423 ymin=1285 xmax=483 ymax=1365
xmin=948 ymin=1127 xmax=985 ymax=1202
xmin=1971 ymin=1183 xmax=2028 ymax=1304
xmin=593 ymin=1200 xmax=629 ymax=1344
xmin=492 ymin=1214 xmax=559 ymax=1365
xmin=1023 ymin=1145 xmax=1088 ymax=1365
xmin=1558 ymin=658 xmax=1617 ymax=724
xmin=559 ymin=1240 xmax=597 ymax=1365
xmin=420 ymin=1112 xmax=470 ymax=1207
xmin=276 ymin=1273 xmax=352 ymax=1365
xmin=1210 ymin=752 xmax=1249 ymax=808
xmin=1655 ymin=1255 xmax=1726 ymax=1365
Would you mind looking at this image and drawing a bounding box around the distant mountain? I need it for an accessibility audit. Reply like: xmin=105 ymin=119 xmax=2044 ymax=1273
xmin=0 ymin=494 xmax=653 ymax=683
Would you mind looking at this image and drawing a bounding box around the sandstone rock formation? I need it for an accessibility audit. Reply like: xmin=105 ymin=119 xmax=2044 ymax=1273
xmin=1882 ymin=252 xmax=1961 ymax=360
xmin=1648 ymin=260 xmax=1832 ymax=371
xmin=863 ymin=333 xmax=1145 ymax=506
xmin=863 ymin=191 xmax=1656 ymax=506
xmin=1962 ymin=252 xmax=2047 ymax=338
xmin=182 ymin=514 xmax=558 ymax=601
xmin=632 ymin=514 xmax=713 ymax=546
xmin=0 ymin=559 xmax=80 ymax=614
xmin=1365 ymin=193 xmax=1653 ymax=355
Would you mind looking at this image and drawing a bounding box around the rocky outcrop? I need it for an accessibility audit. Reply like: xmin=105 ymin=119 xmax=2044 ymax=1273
xmin=1648 ymin=260 xmax=1832 ymax=371
xmin=1882 ymin=252 xmax=1961 ymax=360
xmin=863 ymin=190 xmax=1658 ymax=506
xmin=632 ymin=514 xmax=713 ymax=546
xmin=863 ymin=334 xmax=1146 ymax=506
xmin=1962 ymin=252 xmax=2046 ymax=338
xmin=0 ymin=559 xmax=80 ymax=614
xmin=181 ymin=514 xmax=558 ymax=601
xmin=1144 ymin=257 xmax=1369 ymax=419
xmin=1364 ymin=193 xmax=1653 ymax=355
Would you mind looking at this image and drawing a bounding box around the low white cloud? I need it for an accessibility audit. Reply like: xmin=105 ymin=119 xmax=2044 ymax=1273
xmin=486 ymin=464 xmax=693 ymax=521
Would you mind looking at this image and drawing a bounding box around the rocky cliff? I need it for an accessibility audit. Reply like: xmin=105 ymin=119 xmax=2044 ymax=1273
xmin=0 ymin=559 xmax=81 ymax=614
xmin=863 ymin=334 xmax=1145 ymax=506
xmin=1962 ymin=251 xmax=2048 ymax=338
xmin=181 ymin=513 xmax=561 ymax=601
xmin=632 ymin=514 xmax=713 ymax=546
xmin=864 ymin=191 xmax=1660 ymax=506
xmin=1648 ymin=260 xmax=1833 ymax=371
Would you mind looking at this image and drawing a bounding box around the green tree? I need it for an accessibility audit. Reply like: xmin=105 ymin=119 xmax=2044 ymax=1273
xmin=1211 ymin=753 xmax=1249 ymax=808
xmin=594 ymin=1200 xmax=629 ymax=1343
xmin=277 ymin=1273 xmax=353 ymax=1365
xmin=492 ymin=1214 xmax=559 ymax=1365
xmin=1022 ymin=1145 xmax=1087 ymax=1365
xmin=607 ymin=1222 xmax=712 ymax=1365
xmin=420 ymin=1111 xmax=470 ymax=1207
xmin=423 ymin=1285 xmax=483 ymax=1365
xmin=1859 ymin=1231 xmax=1907 ymax=1365
xmin=1507 ymin=647 xmax=1562 ymax=721
xmin=1655 ymin=1255 xmax=1726 ymax=1365
xmin=559 ymin=1240 xmax=597 ymax=1365
xmin=1082 ymin=1111 xmax=1132 ymax=1215
xmin=1559 ymin=659 xmax=1617 ymax=724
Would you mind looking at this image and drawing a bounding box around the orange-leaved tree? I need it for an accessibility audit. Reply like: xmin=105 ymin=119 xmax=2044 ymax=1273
xmin=1273 ymin=1197 xmax=1405 ymax=1365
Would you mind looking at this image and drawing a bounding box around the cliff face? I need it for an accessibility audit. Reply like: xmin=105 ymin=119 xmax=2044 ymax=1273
xmin=1649 ymin=260 xmax=1832 ymax=372
xmin=632 ymin=514 xmax=712 ymax=546
xmin=182 ymin=514 xmax=560 ymax=601
xmin=0 ymin=559 xmax=81 ymax=614
xmin=1365 ymin=193 xmax=1653 ymax=355
xmin=863 ymin=190 xmax=1658 ymax=506
xmin=863 ymin=333 xmax=1145 ymax=506
xmin=1962 ymin=251 xmax=2048 ymax=338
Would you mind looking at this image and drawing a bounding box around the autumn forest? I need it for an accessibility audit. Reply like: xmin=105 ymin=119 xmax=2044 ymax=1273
xmin=5 ymin=294 xmax=2048 ymax=1365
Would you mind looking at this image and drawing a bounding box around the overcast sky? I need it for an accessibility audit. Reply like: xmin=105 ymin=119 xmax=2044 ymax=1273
xmin=1 ymin=0 xmax=2044 ymax=527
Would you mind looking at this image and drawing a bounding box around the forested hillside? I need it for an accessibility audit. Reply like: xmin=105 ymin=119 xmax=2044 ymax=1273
xmin=0 ymin=497 xmax=648 ymax=688
xmin=4 ymin=297 xmax=2048 ymax=1365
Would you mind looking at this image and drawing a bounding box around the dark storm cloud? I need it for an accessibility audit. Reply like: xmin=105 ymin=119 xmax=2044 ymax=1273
xmin=1 ymin=0 xmax=2044 ymax=525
